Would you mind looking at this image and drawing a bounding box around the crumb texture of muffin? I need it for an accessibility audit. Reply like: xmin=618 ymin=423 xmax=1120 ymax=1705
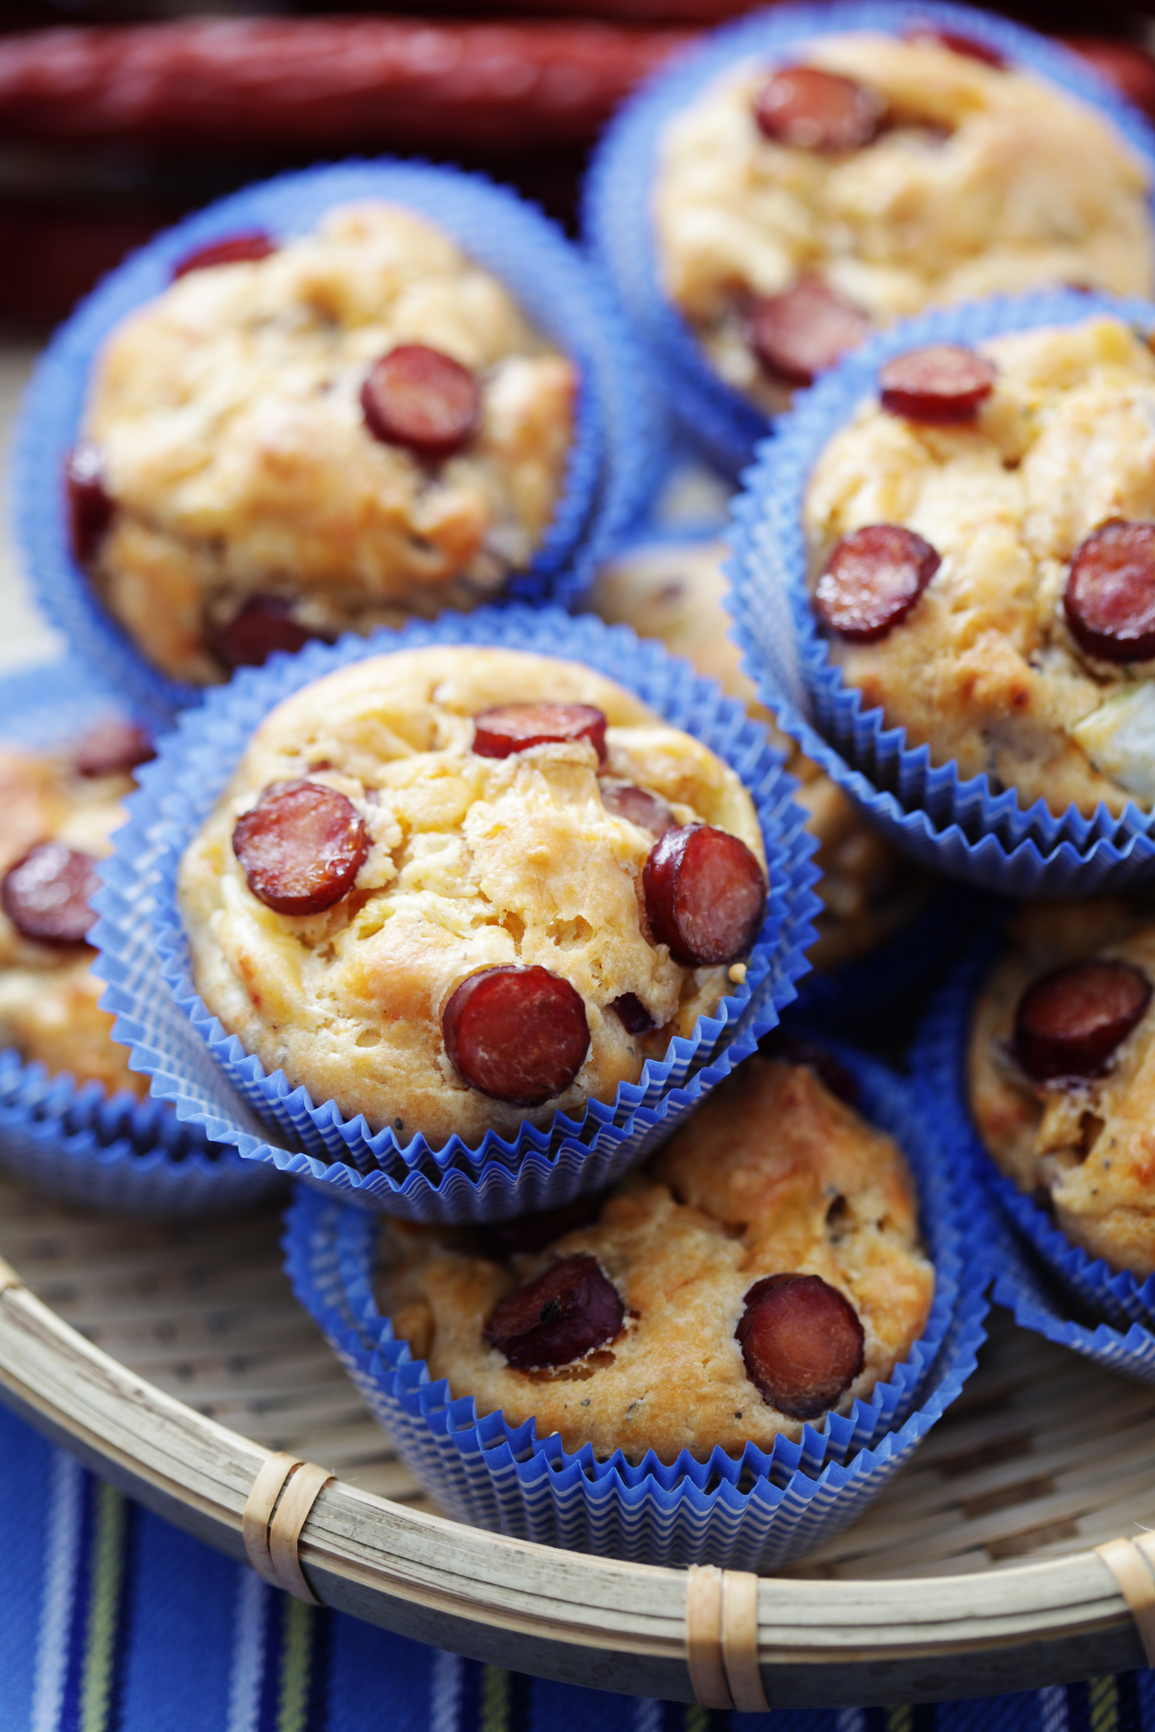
xmin=591 ymin=537 xmax=923 ymax=966
xmin=178 ymin=646 xmax=767 ymax=1149
xmin=0 ymin=735 xmax=147 ymax=1097
xmin=806 ymin=315 xmax=1155 ymax=817
xmin=377 ymin=1054 xmax=934 ymax=1460
xmin=970 ymin=900 xmax=1155 ymax=1276
xmin=82 ymin=202 xmax=577 ymax=684
xmin=655 ymin=34 xmax=1155 ymax=410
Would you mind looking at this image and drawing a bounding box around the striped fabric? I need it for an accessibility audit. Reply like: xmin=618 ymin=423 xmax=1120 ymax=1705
xmin=0 ymin=1405 xmax=1151 ymax=1732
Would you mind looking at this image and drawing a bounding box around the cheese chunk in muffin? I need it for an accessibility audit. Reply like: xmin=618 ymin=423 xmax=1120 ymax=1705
xmin=805 ymin=315 xmax=1155 ymax=817
xmin=178 ymin=647 xmax=768 ymax=1149
xmin=77 ymin=202 xmax=576 ymax=684
xmin=377 ymin=1052 xmax=934 ymax=1461
xmin=656 ymin=33 xmax=1155 ymax=411
xmin=970 ymin=900 xmax=1155 ymax=1278
xmin=0 ymin=722 xmax=152 ymax=1098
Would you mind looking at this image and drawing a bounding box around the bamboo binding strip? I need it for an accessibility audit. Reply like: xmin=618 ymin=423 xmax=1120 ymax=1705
xmin=1095 ymin=1537 xmax=1155 ymax=1666
xmin=243 ymin=1450 xmax=334 ymax=1604
xmin=685 ymin=1564 xmax=769 ymax=1712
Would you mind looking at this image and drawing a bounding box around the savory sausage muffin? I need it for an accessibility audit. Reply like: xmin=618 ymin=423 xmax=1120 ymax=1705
xmin=590 ymin=538 xmax=924 ymax=968
xmin=178 ymin=646 xmax=768 ymax=1149
xmin=72 ymin=202 xmax=577 ymax=684
xmin=806 ymin=314 xmax=1155 ymax=818
xmin=655 ymin=32 xmax=1155 ymax=412
xmin=377 ymin=1051 xmax=935 ymax=1460
xmin=0 ymin=719 xmax=153 ymax=1097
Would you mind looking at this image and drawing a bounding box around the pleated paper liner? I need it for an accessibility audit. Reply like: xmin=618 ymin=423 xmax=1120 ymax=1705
xmin=283 ymin=1043 xmax=988 ymax=1570
xmin=727 ymin=288 xmax=1155 ymax=897
xmin=13 ymin=158 xmax=664 ymax=720
xmin=910 ymin=934 xmax=1155 ymax=1380
xmin=93 ymin=606 xmax=821 ymax=1222
xmin=583 ymin=0 xmax=1155 ymax=474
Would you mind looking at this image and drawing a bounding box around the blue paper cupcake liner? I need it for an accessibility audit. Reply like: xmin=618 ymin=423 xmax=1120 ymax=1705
xmin=910 ymin=934 xmax=1155 ymax=1380
xmin=93 ymin=605 xmax=821 ymax=1221
xmin=13 ymin=159 xmax=664 ymax=721
xmin=284 ymin=1044 xmax=988 ymax=1569
xmin=0 ymin=657 xmax=283 ymax=1216
xmin=584 ymin=0 xmax=1155 ymax=475
xmin=728 ymin=287 xmax=1155 ymax=897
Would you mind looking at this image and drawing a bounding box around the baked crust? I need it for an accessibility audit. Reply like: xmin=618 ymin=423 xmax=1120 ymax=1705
xmin=178 ymin=646 xmax=766 ymax=1148
xmin=84 ymin=202 xmax=576 ymax=683
xmin=655 ymin=33 xmax=1155 ymax=410
xmin=377 ymin=1055 xmax=934 ymax=1461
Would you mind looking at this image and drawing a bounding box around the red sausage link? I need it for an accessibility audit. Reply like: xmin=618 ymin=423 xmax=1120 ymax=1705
xmin=643 ymin=824 xmax=766 ymax=967
xmin=879 ymin=344 xmax=997 ymax=424
xmin=361 ymin=344 xmax=480 ymax=461
xmin=815 ymin=524 xmax=940 ymax=642
xmin=2 ymin=842 xmax=100 ymax=945
xmin=609 ymin=992 xmax=654 ymax=1035
xmin=73 ymin=718 xmax=154 ymax=778
xmin=483 ymin=1253 xmax=623 ymax=1368
xmin=1014 ymin=960 xmax=1151 ymax=1082
xmin=479 ymin=1191 xmax=607 ymax=1259
xmin=599 ymin=777 xmax=675 ymax=836
xmin=473 ymin=703 xmax=607 ymax=762
xmin=1064 ymin=521 xmax=1155 ymax=664
xmin=736 ymin=1273 xmax=865 ymax=1419
xmin=750 ymin=276 xmax=873 ymax=387
xmin=754 ymin=66 xmax=883 ymax=151
xmin=442 ymin=964 xmax=590 ymax=1106
xmin=1062 ymin=37 xmax=1155 ymax=122
xmin=902 ymin=24 xmax=1006 ymax=67
xmin=232 ymin=781 xmax=369 ymax=916
xmin=65 ymin=443 xmax=114 ymax=568
xmin=172 ymin=232 xmax=277 ymax=280
xmin=757 ymin=1028 xmax=857 ymax=1105
xmin=212 ymin=596 xmax=317 ymax=672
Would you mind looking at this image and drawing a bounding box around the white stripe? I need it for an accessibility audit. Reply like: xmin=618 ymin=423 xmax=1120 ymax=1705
xmin=30 ymin=1450 xmax=84 ymax=1732
xmin=226 ymin=1566 xmax=269 ymax=1732
xmin=633 ymin=1701 xmax=662 ymax=1732
xmin=431 ymin=1649 xmax=463 ymax=1732
xmin=838 ymin=1711 xmax=867 ymax=1732
xmin=1039 ymin=1684 xmax=1068 ymax=1732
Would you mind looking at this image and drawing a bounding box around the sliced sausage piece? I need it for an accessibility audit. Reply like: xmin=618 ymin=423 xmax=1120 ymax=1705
xmin=750 ymin=276 xmax=872 ymax=387
xmin=479 ymin=1192 xmax=607 ymax=1259
xmin=472 ymin=702 xmax=607 ymax=762
xmin=814 ymin=524 xmax=940 ymax=642
xmin=65 ymin=443 xmax=114 ymax=568
xmin=643 ymin=824 xmax=766 ymax=967
xmin=232 ymin=781 xmax=369 ymax=916
xmin=609 ymin=992 xmax=654 ymax=1035
xmin=736 ymin=1273 xmax=865 ymax=1419
xmin=2 ymin=842 xmax=100 ymax=945
xmin=879 ymin=344 xmax=997 ymax=424
xmin=1061 ymin=37 xmax=1155 ymax=121
xmin=902 ymin=24 xmax=1006 ymax=66
xmin=172 ymin=231 xmax=276 ymax=279
xmin=1064 ymin=521 xmax=1155 ymax=664
xmin=442 ymin=964 xmax=590 ymax=1106
xmin=74 ymin=718 xmax=154 ymax=778
xmin=212 ymin=596 xmax=317 ymax=672
xmin=753 ymin=66 xmax=883 ymax=151
xmin=599 ymin=777 xmax=675 ymax=836
xmin=361 ymin=344 xmax=480 ymax=461
xmin=483 ymin=1253 xmax=623 ymax=1368
xmin=1014 ymin=959 xmax=1151 ymax=1082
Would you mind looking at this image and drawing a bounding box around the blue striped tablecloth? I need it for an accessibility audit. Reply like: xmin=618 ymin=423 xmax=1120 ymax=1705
xmin=0 ymin=1399 xmax=1148 ymax=1732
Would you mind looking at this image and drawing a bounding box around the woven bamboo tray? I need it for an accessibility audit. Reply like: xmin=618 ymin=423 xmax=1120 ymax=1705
xmin=0 ymin=1173 xmax=1149 ymax=1707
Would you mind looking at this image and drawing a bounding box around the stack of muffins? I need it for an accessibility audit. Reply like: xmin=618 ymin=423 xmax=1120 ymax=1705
xmin=20 ymin=0 xmax=1155 ymax=1573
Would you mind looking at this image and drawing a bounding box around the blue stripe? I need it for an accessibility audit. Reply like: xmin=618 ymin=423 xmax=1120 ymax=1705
xmin=327 ymin=1617 xmax=436 ymax=1732
xmin=257 ymin=1587 xmax=286 ymax=1732
xmin=57 ymin=1472 xmax=96 ymax=1732
xmin=0 ymin=1405 xmax=53 ymax=1731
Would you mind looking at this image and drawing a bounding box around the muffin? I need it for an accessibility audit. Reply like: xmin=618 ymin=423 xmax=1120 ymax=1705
xmin=969 ymin=899 xmax=1155 ymax=1277
xmin=0 ymin=717 xmax=153 ymax=1097
xmin=656 ymin=30 xmax=1155 ymax=414
xmin=178 ymin=645 xmax=769 ymax=1151
xmin=71 ymin=201 xmax=577 ymax=685
xmin=376 ymin=1049 xmax=935 ymax=1461
xmin=804 ymin=312 xmax=1155 ymax=819
xmin=590 ymin=537 xmax=923 ymax=968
